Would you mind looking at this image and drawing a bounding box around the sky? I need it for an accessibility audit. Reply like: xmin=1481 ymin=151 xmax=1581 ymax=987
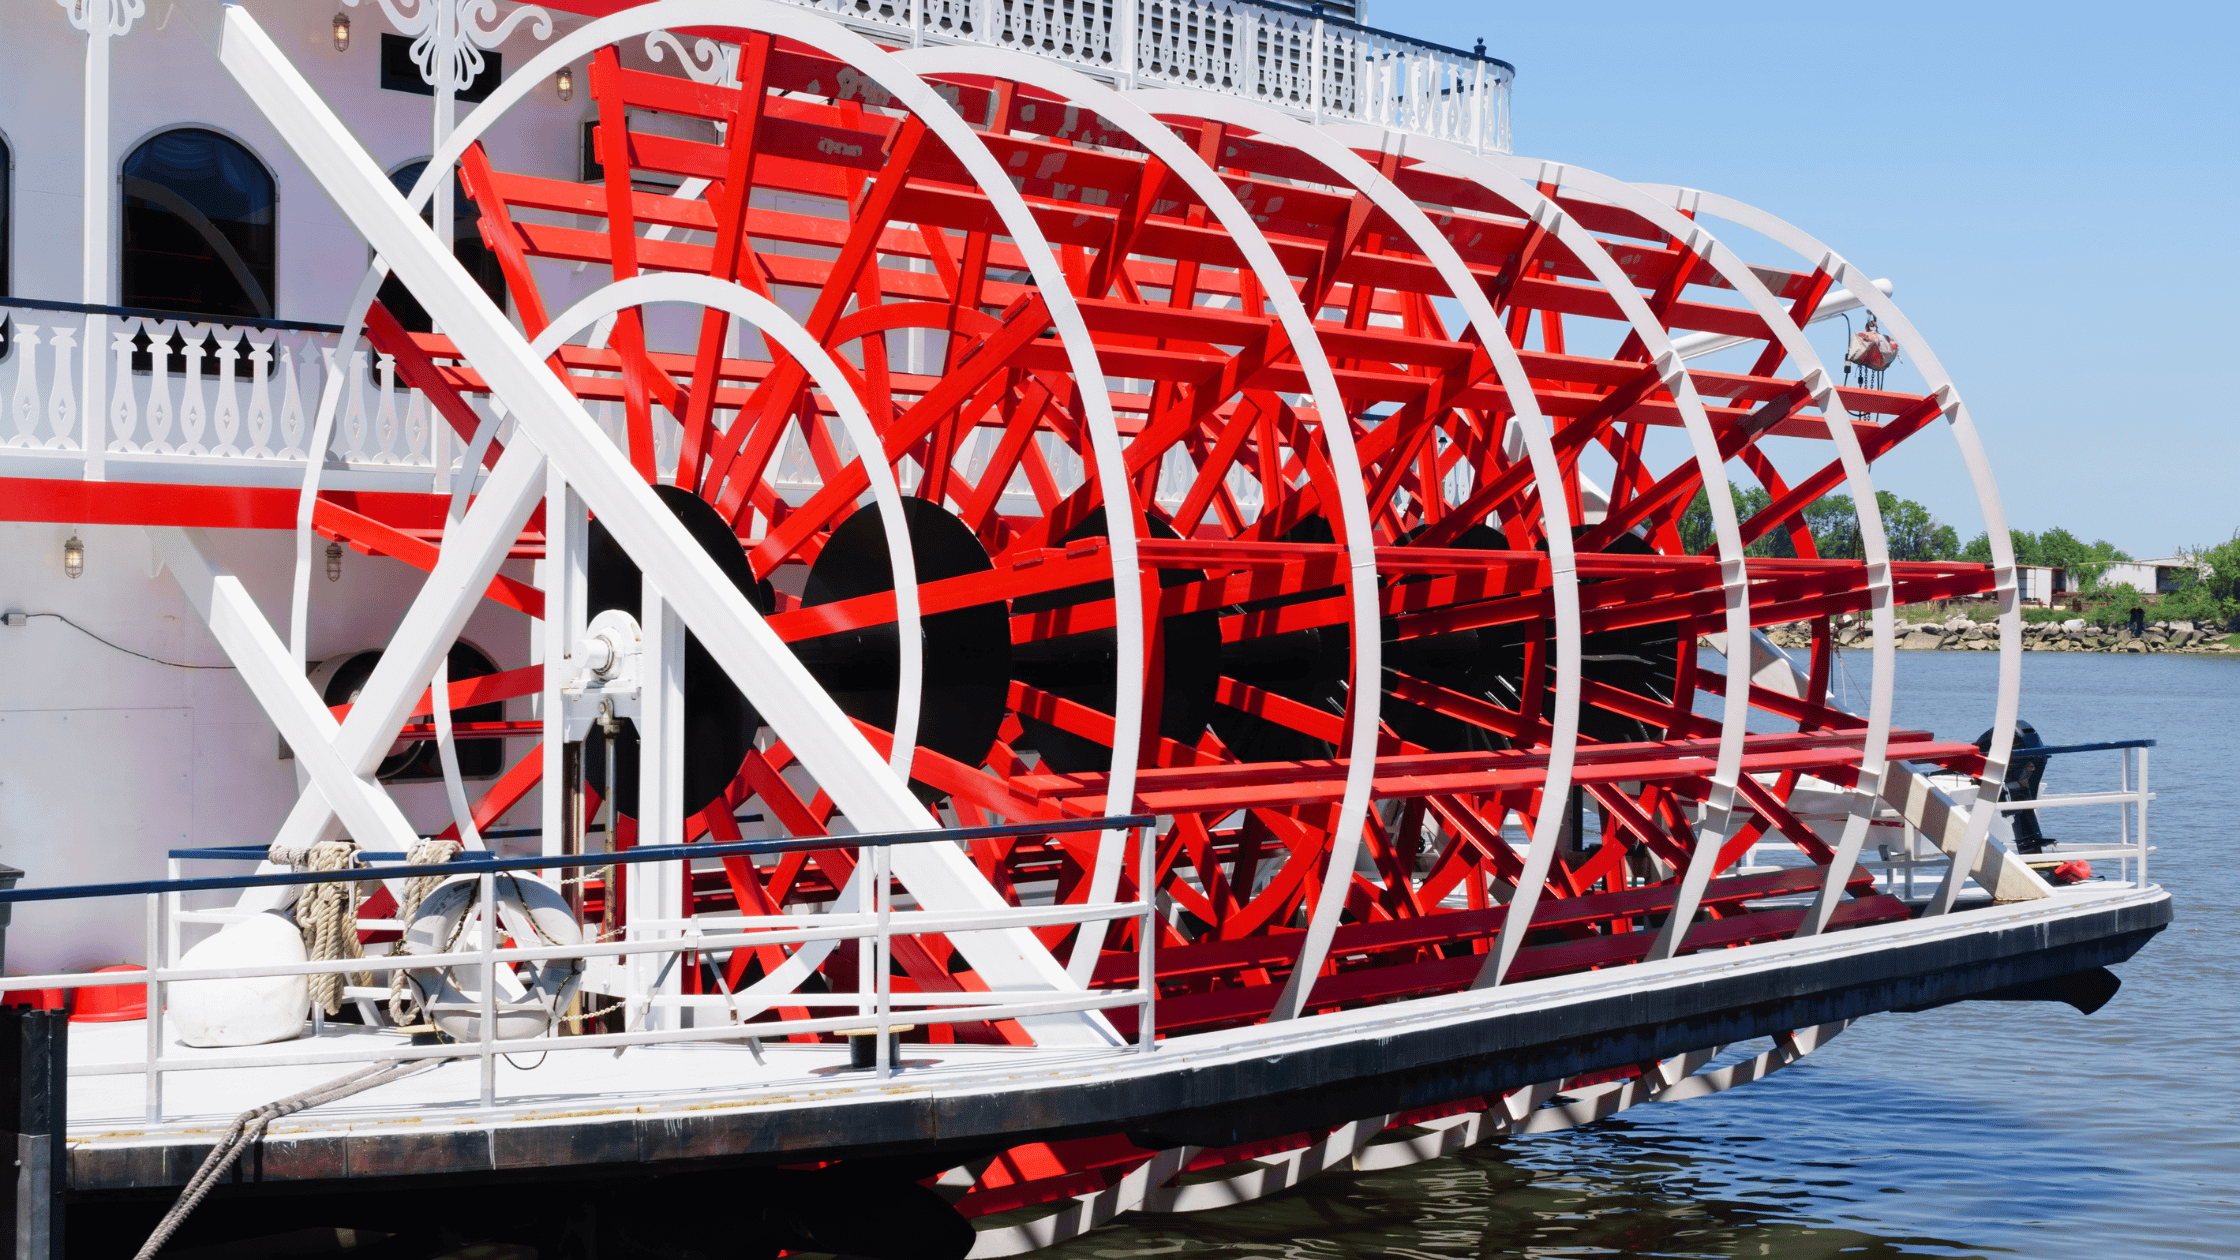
xmin=1393 ymin=0 xmax=2239 ymax=560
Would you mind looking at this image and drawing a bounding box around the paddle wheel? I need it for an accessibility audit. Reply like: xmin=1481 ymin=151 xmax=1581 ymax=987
xmin=291 ymin=5 xmax=2017 ymax=1237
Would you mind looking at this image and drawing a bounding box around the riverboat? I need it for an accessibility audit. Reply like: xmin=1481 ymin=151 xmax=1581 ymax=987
xmin=0 ymin=2 xmax=2169 ymax=1256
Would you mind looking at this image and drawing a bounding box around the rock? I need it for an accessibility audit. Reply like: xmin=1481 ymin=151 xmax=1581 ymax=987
xmin=170 ymin=910 xmax=309 ymax=1048
xmin=1900 ymin=631 xmax=1942 ymax=650
xmin=2063 ymin=619 xmax=2086 ymax=630
xmin=2170 ymin=620 xmax=2195 ymax=633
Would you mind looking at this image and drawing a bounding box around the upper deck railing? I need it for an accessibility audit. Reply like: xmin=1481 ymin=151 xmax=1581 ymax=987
xmin=774 ymin=0 xmax=1513 ymax=152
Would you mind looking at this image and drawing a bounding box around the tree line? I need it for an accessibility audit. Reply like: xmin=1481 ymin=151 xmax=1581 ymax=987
xmin=1677 ymin=485 xmax=1961 ymax=561
xmin=1674 ymin=482 xmax=2238 ymax=626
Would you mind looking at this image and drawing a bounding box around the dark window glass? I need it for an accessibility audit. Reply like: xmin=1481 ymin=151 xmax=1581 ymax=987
xmin=380 ymin=34 xmax=502 ymax=102
xmin=2 ymin=132 xmax=12 ymax=359
xmin=120 ymin=128 xmax=276 ymax=319
xmin=1 ymin=131 xmax=11 ymax=298
xmin=375 ymin=160 xmax=509 ymax=335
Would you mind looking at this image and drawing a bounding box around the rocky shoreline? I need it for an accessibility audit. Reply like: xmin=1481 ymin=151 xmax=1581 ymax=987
xmin=1763 ymin=616 xmax=2237 ymax=654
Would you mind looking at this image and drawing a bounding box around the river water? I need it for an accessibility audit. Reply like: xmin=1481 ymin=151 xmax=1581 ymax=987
xmin=1046 ymin=650 xmax=2240 ymax=1260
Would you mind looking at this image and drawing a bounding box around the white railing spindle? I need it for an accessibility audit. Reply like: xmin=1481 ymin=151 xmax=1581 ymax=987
xmin=246 ymin=336 xmax=277 ymax=458
xmin=178 ymin=324 xmax=210 ymax=455
xmin=6 ymin=325 xmax=39 ymax=448
xmin=44 ymin=326 xmax=80 ymax=451
xmin=108 ymin=322 xmax=139 ymax=452
xmin=211 ymin=327 xmax=244 ymax=457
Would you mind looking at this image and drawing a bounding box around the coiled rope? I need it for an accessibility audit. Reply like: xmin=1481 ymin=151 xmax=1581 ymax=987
xmin=293 ymin=841 xmax=370 ymax=1016
xmin=388 ymin=838 xmax=462 ymax=1028
xmin=132 ymin=1055 xmax=453 ymax=1260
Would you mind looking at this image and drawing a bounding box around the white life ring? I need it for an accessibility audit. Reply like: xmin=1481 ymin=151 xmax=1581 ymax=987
xmin=398 ymin=873 xmax=584 ymax=1043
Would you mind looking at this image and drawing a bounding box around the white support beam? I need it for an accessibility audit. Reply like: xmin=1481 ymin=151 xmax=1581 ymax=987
xmin=631 ymin=580 xmax=686 ymax=1031
xmin=1879 ymin=765 xmax=2049 ymax=903
xmin=150 ymin=527 xmax=422 ymax=860
xmin=540 ymin=473 xmax=587 ymax=860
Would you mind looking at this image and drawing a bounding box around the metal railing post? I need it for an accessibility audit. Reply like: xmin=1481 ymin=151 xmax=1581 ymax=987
xmin=478 ymin=870 xmax=498 ymax=1107
xmin=144 ymin=893 xmax=164 ymax=1123
xmin=1119 ymin=0 xmax=1136 ymax=89
xmin=1137 ymin=825 xmax=1155 ymax=1051
xmin=2135 ymin=745 xmax=2150 ymax=887
xmin=1470 ymin=58 xmax=1485 ymax=154
xmin=874 ymin=843 xmax=893 ymax=1079
xmin=165 ymin=857 xmax=183 ymax=979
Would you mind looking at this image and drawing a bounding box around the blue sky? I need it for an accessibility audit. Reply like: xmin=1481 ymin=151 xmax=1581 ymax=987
xmin=1391 ymin=0 xmax=2238 ymax=559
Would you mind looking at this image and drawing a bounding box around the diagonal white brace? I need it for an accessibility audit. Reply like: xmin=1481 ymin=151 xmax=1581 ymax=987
xmin=150 ymin=527 xmax=424 ymax=862
xmin=253 ymin=437 xmax=551 ymax=903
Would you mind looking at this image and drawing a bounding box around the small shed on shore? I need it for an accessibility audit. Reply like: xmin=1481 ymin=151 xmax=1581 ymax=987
xmin=2015 ymin=565 xmax=2063 ymax=605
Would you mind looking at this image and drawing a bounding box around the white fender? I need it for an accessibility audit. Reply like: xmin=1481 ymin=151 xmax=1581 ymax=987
xmin=171 ymin=910 xmax=309 ymax=1048
xmin=400 ymin=873 xmax=584 ymax=1043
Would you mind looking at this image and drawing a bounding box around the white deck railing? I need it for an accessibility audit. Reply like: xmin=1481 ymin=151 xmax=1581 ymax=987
xmin=783 ymin=0 xmax=1512 ymax=153
xmin=0 ymin=818 xmax=1158 ymax=1123
xmin=1863 ymin=740 xmax=2154 ymax=898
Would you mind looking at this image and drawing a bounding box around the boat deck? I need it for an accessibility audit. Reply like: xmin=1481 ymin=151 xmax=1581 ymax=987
xmin=58 ymin=882 xmax=2172 ymax=1196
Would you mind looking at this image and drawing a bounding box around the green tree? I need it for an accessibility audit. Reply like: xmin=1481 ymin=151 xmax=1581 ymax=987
xmin=1805 ymin=494 xmax=1859 ymax=558
xmin=1875 ymin=491 xmax=1961 ymax=561
xmin=1678 ymin=484 xmax=1955 ymax=560
xmin=2081 ymin=582 xmax=2152 ymax=626
xmin=2194 ymin=531 xmax=2240 ymax=606
xmin=2172 ymin=531 xmax=2240 ymax=628
xmin=2032 ymin=528 xmax=2130 ymax=590
xmin=1964 ymin=528 xmax=2045 ymax=565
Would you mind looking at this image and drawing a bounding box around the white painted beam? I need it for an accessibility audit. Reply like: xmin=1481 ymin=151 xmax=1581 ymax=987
xmin=150 ymin=527 xmax=423 ymax=861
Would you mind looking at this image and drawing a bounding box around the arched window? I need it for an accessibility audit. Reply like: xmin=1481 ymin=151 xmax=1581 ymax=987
xmin=120 ymin=128 xmax=276 ymax=319
xmin=376 ymin=160 xmax=508 ymax=334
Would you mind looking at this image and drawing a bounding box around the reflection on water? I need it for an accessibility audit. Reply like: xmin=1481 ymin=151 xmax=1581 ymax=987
xmin=1050 ymin=652 xmax=2240 ymax=1260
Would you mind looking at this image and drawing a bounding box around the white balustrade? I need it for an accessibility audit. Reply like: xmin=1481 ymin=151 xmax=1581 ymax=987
xmin=756 ymin=0 xmax=1510 ymax=152
xmin=0 ymin=304 xmax=520 ymax=487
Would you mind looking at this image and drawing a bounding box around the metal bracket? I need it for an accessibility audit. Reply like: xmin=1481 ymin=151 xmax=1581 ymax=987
xmin=559 ymin=608 xmax=643 ymax=741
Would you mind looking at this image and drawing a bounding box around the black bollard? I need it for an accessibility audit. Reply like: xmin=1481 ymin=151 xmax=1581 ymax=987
xmin=0 ymin=1005 xmax=66 ymax=1260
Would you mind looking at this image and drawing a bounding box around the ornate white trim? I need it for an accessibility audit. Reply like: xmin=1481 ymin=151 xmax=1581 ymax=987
xmin=344 ymin=0 xmax=554 ymax=90
xmin=55 ymin=0 xmax=144 ymax=37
